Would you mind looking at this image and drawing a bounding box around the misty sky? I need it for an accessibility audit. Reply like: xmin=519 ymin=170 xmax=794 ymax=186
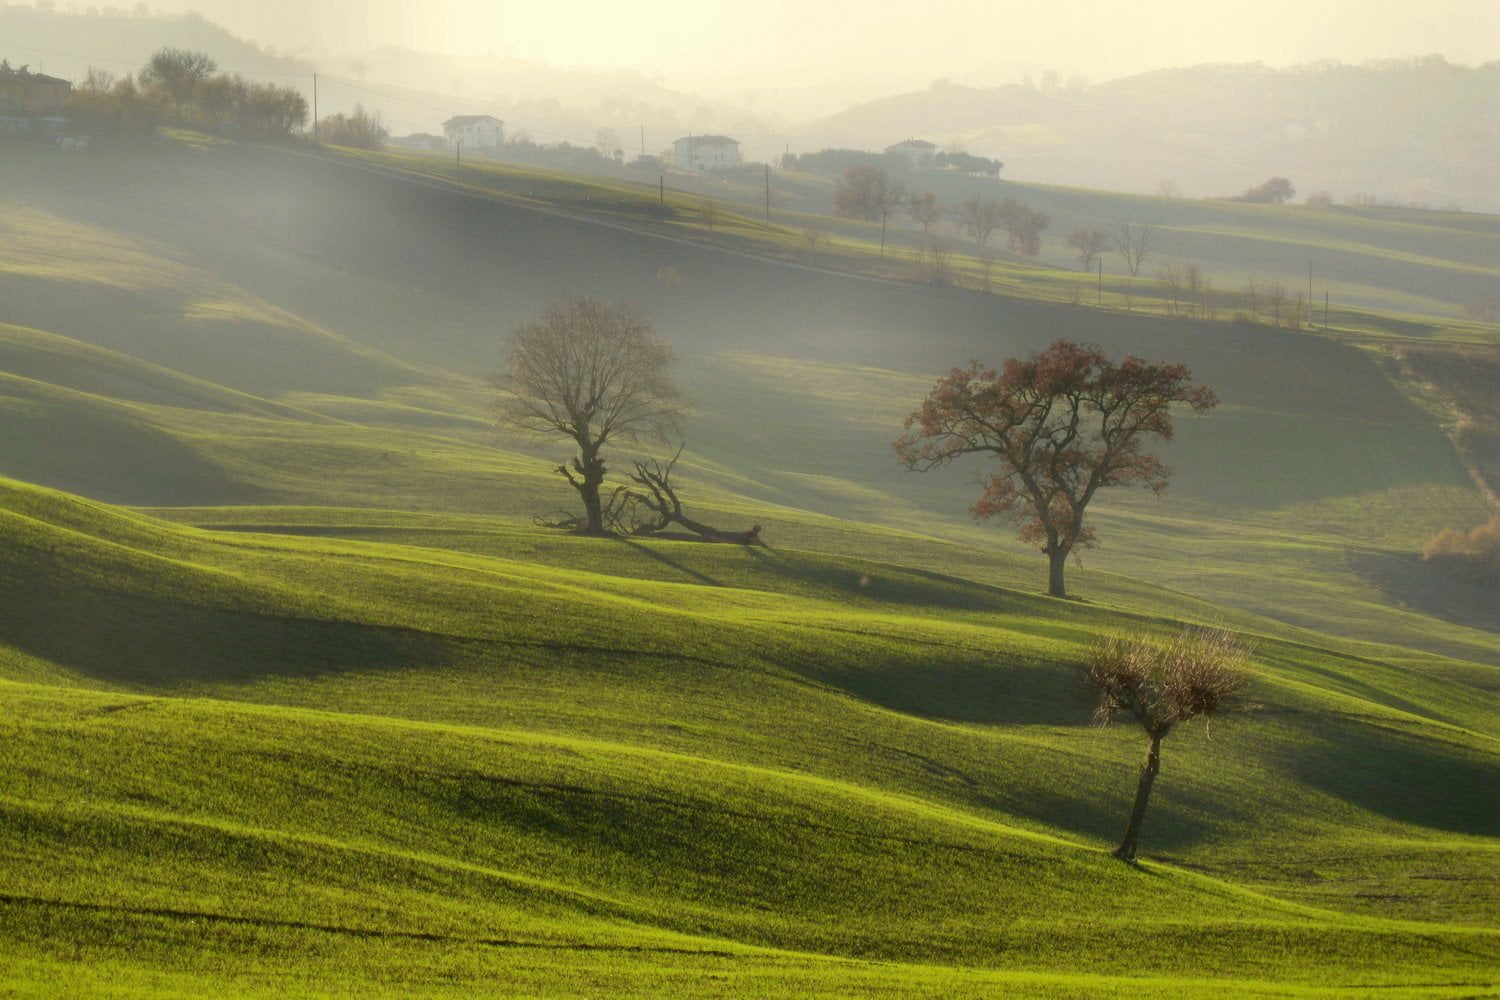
xmin=137 ymin=0 xmax=1497 ymax=96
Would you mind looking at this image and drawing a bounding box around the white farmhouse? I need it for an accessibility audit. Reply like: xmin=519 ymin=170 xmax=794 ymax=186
xmin=885 ymin=138 xmax=937 ymax=168
xmin=442 ymin=115 xmax=505 ymax=149
xmin=672 ymin=134 xmax=741 ymax=171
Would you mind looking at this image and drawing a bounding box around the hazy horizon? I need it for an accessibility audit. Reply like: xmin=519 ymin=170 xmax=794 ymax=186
xmin=24 ymin=0 xmax=1498 ymax=115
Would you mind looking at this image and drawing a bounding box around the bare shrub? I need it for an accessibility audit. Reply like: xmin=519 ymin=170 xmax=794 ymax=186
xmin=1423 ymin=514 xmax=1500 ymax=587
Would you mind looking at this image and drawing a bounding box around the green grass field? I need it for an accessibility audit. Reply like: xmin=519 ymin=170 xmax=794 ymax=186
xmin=0 ymin=136 xmax=1495 ymax=997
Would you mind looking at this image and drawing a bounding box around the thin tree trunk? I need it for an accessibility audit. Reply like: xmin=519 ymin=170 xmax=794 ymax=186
xmin=1114 ymin=730 xmax=1163 ymax=861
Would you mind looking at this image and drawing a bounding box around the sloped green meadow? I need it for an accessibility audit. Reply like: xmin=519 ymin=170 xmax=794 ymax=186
xmin=0 ymin=139 xmax=1495 ymax=995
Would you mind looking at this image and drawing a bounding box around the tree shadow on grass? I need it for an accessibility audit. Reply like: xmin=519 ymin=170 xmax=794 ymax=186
xmin=614 ymin=538 xmax=723 ymax=588
xmin=1288 ymin=716 xmax=1500 ymax=837
xmin=1347 ymin=550 xmax=1500 ymax=643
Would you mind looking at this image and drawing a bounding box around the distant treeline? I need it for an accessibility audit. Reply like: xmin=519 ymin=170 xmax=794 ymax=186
xmin=66 ymin=47 xmax=307 ymax=142
xmin=784 ymin=147 xmax=1002 ymax=178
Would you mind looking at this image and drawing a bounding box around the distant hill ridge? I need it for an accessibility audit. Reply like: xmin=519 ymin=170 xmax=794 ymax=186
xmin=812 ymin=58 xmax=1499 ymax=211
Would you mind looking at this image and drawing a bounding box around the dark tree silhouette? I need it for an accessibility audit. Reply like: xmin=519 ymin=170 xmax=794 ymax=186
xmin=895 ymin=340 xmax=1217 ymax=597
xmin=953 ymin=195 xmax=1004 ymax=245
xmin=834 ymin=165 xmax=905 ymax=222
xmin=1086 ymin=627 xmax=1251 ymax=861
xmin=1065 ymin=226 xmax=1110 ymax=272
xmin=907 ymin=192 xmax=944 ymax=232
xmin=494 ymin=296 xmax=682 ymax=535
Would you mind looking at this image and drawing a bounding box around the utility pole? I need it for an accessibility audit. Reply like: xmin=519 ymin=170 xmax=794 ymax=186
xmin=880 ymin=208 xmax=888 ymax=257
xmin=1097 ymin=258 xmax=1103 ymax=304
xmin=312 ymin=73 xmax=318 ymax=140
xmin=456 ymin=140 xmax=461 ymax=172
xmin=1308 ymin=259 xmax=1313 ymax=307
xmin=764 ymin=163 xmax=770 ymax=227
xmin=640 ymin=125 xmax=645 ymax=159
xmin=659 ymin=175 xmax=664 ymax=208
xmin=1324 ymin=291 xmax=1329 ymax=332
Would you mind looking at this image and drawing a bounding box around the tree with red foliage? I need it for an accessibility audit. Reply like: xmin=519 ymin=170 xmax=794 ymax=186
xmin=895 ymin=340 xmax=1217 ymax=597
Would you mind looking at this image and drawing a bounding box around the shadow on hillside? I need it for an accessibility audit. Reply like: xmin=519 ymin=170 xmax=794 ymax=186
xmin=0 ymin=388 xmax=261 ymax=507
xmin=0 ymin=577 xmax=449 ymax=689
xmin=1347 ymin=550 xmax=1500 ymax=641
xmin=780 ymin=652 xmax=1090 ymax=728
xmin=616 ymin=539 xmax=723 ymax=587
xmin=1291 ymin=717 xmax=1499 ymax=836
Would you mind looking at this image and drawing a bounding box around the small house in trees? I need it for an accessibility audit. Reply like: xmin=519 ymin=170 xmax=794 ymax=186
xmin=442 ymin=114 xmax=504 ymax=149
xmin=0 ymin=65 xmax=72 ymax=115
xmin=0 ymin=63 xmax=72 ymax=138
xmin=672 ymin=134 xmax=741 ymax=171
xmin=885 ymin=138 xmax=937 ymax=168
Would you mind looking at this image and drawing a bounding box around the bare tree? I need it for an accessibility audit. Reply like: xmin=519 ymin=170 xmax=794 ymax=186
xmin=1183 ymin=264 xmax=1213 ymax=320
xmin=699 ymin=198 xmax=721 ymax=233
xmin=920 ymin=236 xmax=956 ymax=286
xmin=1111 ymin=218 xmax=1158 ymax=277
xmin=953 ymin=195 xmax=1004 ymax=245
xmin=1000 ymin=199 xmax=1049 ymax=256
xmin=1086 ymin=627 xmax=1251 ymax=861
xmin=907 ymin=192 xmax=944 ymax=232
xmin=801 ymin=226 xmax=830 ymax=251
xmin=1264 ymin=281 xmax=1288 ymax=327
xmin=834 ymin=165 xmax=905 ymax=222
xmin=1065 ymin=227 xmax=1109 ymax=272
xmin=494 ymin=296 xmax=683 ymax=535
xmin=624 ymin=447 xmax=764 ymax=544
xmin=1158 ymin=264 xmax=1186 ymax=317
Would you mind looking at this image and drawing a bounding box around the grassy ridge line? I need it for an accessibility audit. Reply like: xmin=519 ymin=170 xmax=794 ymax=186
xmin=4 ymin=681 xmax=1494 ymax=986
xmin=0 ymin=323 xmax=336 ymax=423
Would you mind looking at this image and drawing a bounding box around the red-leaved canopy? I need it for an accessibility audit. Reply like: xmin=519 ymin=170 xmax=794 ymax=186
xmin=895 ymin=339 xmax=1217 ymax=597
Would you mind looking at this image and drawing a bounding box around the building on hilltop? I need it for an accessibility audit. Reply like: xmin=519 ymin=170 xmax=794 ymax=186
xmin=441 ymin=115 xmax=504 ymax=150
xmin=884 ymin=138 xmax=937 ymax=168
xmin=0 ymin=62 xmax=72 ymax=139
xmin=671 ymin=134 xmax=741 ymax=171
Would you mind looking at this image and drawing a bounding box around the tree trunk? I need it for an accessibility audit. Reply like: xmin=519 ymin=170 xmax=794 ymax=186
xmin=1114 ymin=730 xmax=1164 ymax=862
xmin=1047 ymin=546 xmax=1069 ymax=598
xmin=571 ymin=446 xmax=607 ymax=534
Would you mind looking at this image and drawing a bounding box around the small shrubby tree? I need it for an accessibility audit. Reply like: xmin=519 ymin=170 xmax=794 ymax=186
xmin=494 ymin=296 xmax=682 ymax=535
xmin=1238 ymin=176 xmax=1296 ymax=204
xmin=1086 ymin=627 xmax=1251 ymax=861
xmin=318 ymin=104 xmax=387 ymax=150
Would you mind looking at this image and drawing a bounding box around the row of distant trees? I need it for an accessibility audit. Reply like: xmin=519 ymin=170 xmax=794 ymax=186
xmin=833 ymin=166 xmax=1049 ymax=256
xmin=67 ymin=48 xmax=309 ymax=141
xmin=58 ymin=47 xmax=402 ymax=150
xmin=785 ymin=147 xmax=1001 ymax=178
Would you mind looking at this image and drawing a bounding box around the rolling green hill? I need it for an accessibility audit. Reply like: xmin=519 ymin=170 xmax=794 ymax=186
xmin=0 ymin=136 xmax=1496 ymax=996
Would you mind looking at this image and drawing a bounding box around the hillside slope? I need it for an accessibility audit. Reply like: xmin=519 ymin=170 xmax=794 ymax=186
xmin=1 ymin=477 xmax=1496 ymax=995
xmin=0 ymin=139 xmax=1494 ymax=662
